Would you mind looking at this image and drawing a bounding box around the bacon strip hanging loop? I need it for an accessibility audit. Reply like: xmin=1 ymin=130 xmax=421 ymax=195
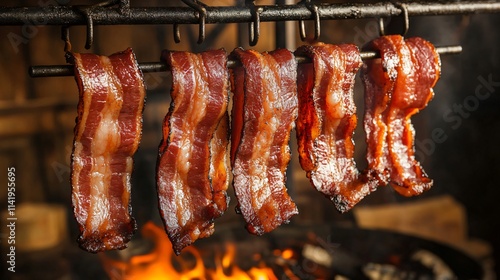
xmin=70 ymin=48 xmax=145 ymax=253
xmin=230 ymin=48 xmax=299 ymax=235
xmin=295 ymin=43 xmax=376 ymax=212
xmin=362 ymin=35 xmax=441 ymax=196
xmin=157 ymin=49 xmax=230 ymax=255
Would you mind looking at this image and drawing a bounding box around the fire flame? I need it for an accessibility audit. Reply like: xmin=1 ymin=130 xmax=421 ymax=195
xmin=100 ymin=222 xmax=278 ymax=280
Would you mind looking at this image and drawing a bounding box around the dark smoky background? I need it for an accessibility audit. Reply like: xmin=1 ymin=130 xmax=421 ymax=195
xmin=0 ymin=0 xmax=499 ymax=278
xmin=426 ymin=12 xmax=500 ymax=277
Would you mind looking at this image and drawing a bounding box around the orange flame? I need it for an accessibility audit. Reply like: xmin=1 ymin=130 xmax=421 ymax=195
xmin=99 ymin=222 xmax=279 ymax=280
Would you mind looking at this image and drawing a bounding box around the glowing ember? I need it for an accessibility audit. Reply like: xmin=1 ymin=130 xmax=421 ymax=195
xmin=99 ymin=222 xmax=279 ymax=280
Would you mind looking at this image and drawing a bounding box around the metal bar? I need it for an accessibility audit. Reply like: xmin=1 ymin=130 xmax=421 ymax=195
xmin=28 ymin=45 xmax=462 ymax=78
xmin=1 ymin=2 xmax=500 ymax=26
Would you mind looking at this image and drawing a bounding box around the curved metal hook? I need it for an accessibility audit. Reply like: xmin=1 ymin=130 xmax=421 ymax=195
xmin=61 ymin=25 xmax=72 ymax=52
xmin=379 ymin=2 xmax=409 ymax=37
xmin=299 ymin=0 xmax=320 ymax=42
xmin=396 ymin=3 xmax=410 ymax=36
xmin=246 ymin=0 xmax=262 ymax=46
xmin=83 ymin=9 xmax=94 ymax=49
xmin=75 ymin=6 xmax=94 ymax=50
xmin=378 ymin=14 xmax=391 ymax=37
xmin=68 ymin=1 xmax=121 ymax=50
xmin=181 ymin=0 xmax=207 ymax=44
xmin=173 ymin=23 xmax=181 ymax=43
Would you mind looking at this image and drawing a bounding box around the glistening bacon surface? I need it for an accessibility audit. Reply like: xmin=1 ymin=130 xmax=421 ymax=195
xmin=157 ymin=50 xmax=230 ymax=254
xmin=295 ymin=43 xmax=376 ymax=212
xmin=230 ymin=48 xmax=298 ymax=235
xmin=70 ymin=48 xmax=145 ymax=253
xmin=362 ymin=35 xmax=440 ymax=196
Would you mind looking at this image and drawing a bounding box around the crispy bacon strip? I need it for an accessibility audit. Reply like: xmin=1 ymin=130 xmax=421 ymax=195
xmin=230 ymin=48 xmax=298 ymax=235
xmin=70 ymin=48 xmax=145 ymax=253
xmin=362 ymin=35 xmax=440 ymax=196
xmin=157 ymin=49 xmax=230 ymax=254
xmin=295 ymin=43 xmax=376 ymax=212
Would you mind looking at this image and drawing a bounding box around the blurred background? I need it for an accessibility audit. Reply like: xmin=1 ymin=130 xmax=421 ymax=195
xmin=0 ymin=0 xmax=499 ymax=279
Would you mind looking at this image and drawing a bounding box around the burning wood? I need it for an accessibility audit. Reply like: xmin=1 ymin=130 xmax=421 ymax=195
xmin=99 ymin=222 xmax=279 ymax=280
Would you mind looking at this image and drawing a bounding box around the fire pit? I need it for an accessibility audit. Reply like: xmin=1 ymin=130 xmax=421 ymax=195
xmin=97 ymin=222 xmax=483 ymax=279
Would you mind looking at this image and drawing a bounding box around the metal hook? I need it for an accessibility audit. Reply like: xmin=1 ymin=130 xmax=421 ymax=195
xmin=396 ymin=3 xmax=410 ymax=36
xmin=73 ymin=1 xmax=125 ymax=49
xmin=299 ymin=0 xmax=320 ymax=42
xmin=246 ymin=0 xmax=262 ymax=46
xmin=181 ymin=0 xmax=207 ymax=44
xmin=74 ymin=6 xmax=94 ymax=49
xmin=82 ymin=8 xmax=94 ymax=49
xmin=61 ymin=25 xmax=72 ymax=52
xmin=379 ymin=2 xmax=409 ymax=37
xmin=173 ymin=23 xmax=181 ymax=43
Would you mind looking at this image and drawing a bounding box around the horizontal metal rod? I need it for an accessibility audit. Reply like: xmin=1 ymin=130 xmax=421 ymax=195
xmin=1 ymin=2 xmax=500 ymax=26
xmin=29 ymin=45 xmax=462 ymax=78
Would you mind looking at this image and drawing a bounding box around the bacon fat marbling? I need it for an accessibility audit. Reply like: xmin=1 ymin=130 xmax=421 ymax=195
xmin=362 ymin=35 xmax=441 ymax=196
xmin=295 ymin=43 xmax=377 ymax=212
xmin=230 ymin=48 xmax=298 ymax=235
xmin=70 ymin=48 xmax=145 ymax=253
xmin=157 ymin=49 xmax=230 ymax=254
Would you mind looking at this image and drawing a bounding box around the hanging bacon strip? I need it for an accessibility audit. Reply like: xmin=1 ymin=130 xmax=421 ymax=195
xmin=362 ymin=35 xmax=441 ymax=196
xmin=157 ymin=49 xmax=230 ymax=254
xmin=295 ymin=43 xmax=376 ymax=212
xmin=230 ymin=48 xmax=298 ymax=235
xmin=70 ymin=48 xmax=145 ymax=253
